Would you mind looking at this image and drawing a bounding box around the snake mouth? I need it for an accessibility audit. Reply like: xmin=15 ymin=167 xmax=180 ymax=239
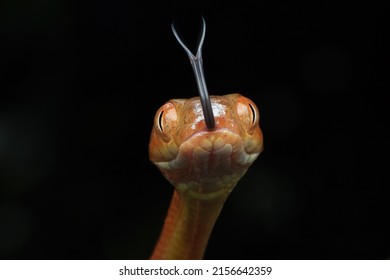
xmin=156 ymin=129 xmax=258 ymax=169
xmin=155 ymin=129 xmax=260 ymax=192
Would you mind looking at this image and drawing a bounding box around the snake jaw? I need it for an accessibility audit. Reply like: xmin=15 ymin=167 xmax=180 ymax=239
xmin=153 ymin=129 xmax=260 ymax=201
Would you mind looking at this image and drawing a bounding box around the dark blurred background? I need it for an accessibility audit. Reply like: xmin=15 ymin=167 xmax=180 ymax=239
xmin=0 ymin=0 xmax=389 ymax=260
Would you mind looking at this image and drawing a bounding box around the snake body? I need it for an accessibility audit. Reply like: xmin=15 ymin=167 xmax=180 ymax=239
xmin=149 ymin=93 xmax=263 ymax=259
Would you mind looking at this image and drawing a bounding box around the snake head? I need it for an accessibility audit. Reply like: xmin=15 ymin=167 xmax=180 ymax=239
xmin=149 ymin=93 xmax=263 ymax=199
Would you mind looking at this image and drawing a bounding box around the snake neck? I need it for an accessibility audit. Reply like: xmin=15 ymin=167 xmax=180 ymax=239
xmin=149 ymin=188 xmax=230 ymax=260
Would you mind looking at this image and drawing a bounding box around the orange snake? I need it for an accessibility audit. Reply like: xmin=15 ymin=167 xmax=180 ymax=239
xmin=148 ymin=18 xmax=264 ymax=260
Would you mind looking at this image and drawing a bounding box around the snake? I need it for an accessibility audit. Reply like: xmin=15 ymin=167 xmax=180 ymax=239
xmin=148 ymin=18 xmax=264 ymax=260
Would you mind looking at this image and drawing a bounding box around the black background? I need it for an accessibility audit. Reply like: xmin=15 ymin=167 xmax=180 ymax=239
xmin=0 ymin=1 xmax=389 ymax=260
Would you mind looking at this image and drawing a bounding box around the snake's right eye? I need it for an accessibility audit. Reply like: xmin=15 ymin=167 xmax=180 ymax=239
xmin=154 ymin=102 xmax=178 ymax=138
xmin=157 ymin=110 xmax=164 ymax=132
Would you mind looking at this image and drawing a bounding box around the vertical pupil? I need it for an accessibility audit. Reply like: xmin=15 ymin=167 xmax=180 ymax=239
xmin=158 ymin=111 xmax=164 ymax=131
xmin=248 ymin=103 xmax=256 ymax=124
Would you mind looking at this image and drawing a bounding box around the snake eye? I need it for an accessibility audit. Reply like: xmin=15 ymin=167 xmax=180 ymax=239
xmin=154 ymin=102 xmax=178 ymax=140
xmin=237 ymin=100 xmax=259 ymax=128
xmin=248 ymin=103 xmax=257 ymax=125
xmin=157 ymin=110 xmax=164 ymax=132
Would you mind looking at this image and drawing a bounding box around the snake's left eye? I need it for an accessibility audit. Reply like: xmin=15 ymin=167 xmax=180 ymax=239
xmin=237 ymin=100 xmax=259 ymax=128
xmin=248 ymin=103 xmax=257 ymax=125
